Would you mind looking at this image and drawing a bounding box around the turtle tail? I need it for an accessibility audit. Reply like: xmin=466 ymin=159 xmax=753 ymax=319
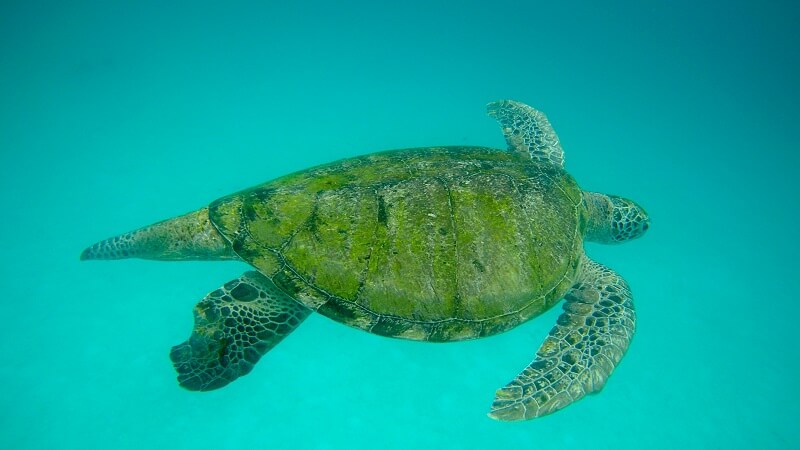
xmin=80 ymin=207 xmax=237 ymax=261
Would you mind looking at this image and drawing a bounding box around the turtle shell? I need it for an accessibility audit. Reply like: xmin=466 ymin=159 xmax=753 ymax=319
xmin=209 ymin=147 xmax=584 ymax=341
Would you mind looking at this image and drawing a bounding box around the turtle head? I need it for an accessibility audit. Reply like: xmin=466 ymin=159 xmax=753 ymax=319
xmin=582 ymin=192 xmax=649 ymax=244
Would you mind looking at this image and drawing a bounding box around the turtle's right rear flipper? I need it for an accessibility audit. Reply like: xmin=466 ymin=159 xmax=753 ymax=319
xmin=169 ymin=271 xmax=311 ymax=391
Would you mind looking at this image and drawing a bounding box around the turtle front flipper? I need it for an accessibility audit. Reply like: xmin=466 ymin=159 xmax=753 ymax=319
xmin=488 ymin=256 xmax=635 ymax=421
xmin=486 ymin=99 xmax=564 ymax=166
xmin=170 ymin=271 xmax=311 ymax=391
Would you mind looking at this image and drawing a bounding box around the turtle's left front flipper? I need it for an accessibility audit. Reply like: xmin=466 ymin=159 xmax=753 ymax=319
xmin=170 ymin=271 xmax=311 ymax=391
xmin=489 ymin=256 xmax=635 ymax=421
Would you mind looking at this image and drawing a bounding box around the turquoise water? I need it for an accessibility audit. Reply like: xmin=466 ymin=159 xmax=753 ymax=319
xmin=1 ymin=1 xmax=797 ymax=448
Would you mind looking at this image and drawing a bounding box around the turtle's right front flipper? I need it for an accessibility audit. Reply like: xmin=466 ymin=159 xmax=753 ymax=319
xmin=170 ymin=271 xmax=311 ymax=391
xmin=488 ymin=256 xmax=635 ymax=420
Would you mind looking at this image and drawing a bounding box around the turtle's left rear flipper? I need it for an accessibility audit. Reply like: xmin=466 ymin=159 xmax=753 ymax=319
xmin=170 ymin=271 xmax=311 ymax=391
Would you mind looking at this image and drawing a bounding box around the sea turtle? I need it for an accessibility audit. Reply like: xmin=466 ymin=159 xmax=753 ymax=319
xmin=81 ymin=100 xmax=649 ymax=420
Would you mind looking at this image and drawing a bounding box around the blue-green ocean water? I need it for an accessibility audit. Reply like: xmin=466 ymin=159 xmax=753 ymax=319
xmin=1 ymin=1 xmax=798 ymax=448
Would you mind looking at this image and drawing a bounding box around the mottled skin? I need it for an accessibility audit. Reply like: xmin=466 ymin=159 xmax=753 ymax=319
xmin=81 ymin=100 xmax=649 ymax=421
xmin=169 ymin=271 xmax=311 ymax=391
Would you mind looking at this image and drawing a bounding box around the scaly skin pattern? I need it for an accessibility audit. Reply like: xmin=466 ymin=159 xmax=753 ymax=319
xmin=582 ymin=192 xmax=650 ymax=244
xmin=80 ymin=207 xmax=236 ymax=261
xmin=489 ymin=256 xmax=635 ymax=420
xmin=209 ymin=146 xmax=585 ymax=341
xmin=169 ymin=271 xmax=311 ymax=391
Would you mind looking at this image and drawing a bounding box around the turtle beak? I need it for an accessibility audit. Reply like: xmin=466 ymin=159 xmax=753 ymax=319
xmin=629 ymin=203 xmax=650 ymax=240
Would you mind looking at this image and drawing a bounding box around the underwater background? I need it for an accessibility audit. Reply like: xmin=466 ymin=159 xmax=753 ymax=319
xmin=1 ymin=1 xmax=797 ymax=448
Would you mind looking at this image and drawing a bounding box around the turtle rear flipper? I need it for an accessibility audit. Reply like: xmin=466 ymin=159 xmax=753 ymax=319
xmin=170 ymin=271 xmax=311 ymax=391
xmin=488 ymin=256 xmax=635 ymax=420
